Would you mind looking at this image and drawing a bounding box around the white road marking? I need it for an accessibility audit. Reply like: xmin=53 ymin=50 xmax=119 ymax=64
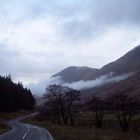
xmin=27 ymin=127 xmax=30 ymax=132
xmin=22 ymin=133 xmax=28 ymax=139
xmin=42 ymin=128 xmax=54 ymax=140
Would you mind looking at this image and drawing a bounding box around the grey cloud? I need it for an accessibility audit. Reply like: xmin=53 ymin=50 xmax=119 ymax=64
xmin=0 ymin=43 xmax=67 ymax=84
xmin=91 ymin=0 xmax=140 ymax=25
xmin=0 ymin=44 xmax=20 ymax=73
xmin=59 ymin=0 xmax=140 ymax=40
xmin=0 ymin=44 xmax=47 ymax=81
xmin=0 ymin=0 xmax=140 ymax=40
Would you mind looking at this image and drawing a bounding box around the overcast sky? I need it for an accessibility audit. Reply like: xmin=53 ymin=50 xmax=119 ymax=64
xmin=0 ymin=0 xmax=140 ymax=85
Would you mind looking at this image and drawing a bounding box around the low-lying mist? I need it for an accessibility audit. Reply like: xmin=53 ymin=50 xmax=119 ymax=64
xmin=28 ymin=72 xmax=134 ymax=96
xmin=27 ymin=76 xmax=62 ymax=95
xmin=64 ymin=72 xmax=133 ymax=90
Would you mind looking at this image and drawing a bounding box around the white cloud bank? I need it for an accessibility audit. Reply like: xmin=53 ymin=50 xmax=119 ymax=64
xmin=28 ymin=72 xmax=133 ymax=95
xmin=28 ymin=76 xmax=62 ymax=95
xmin=64 ymin=73 xmax=133 ymax=90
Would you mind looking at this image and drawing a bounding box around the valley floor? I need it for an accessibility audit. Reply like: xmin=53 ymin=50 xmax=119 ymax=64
xmin=23 ymin=113 xmax=140 ymax=140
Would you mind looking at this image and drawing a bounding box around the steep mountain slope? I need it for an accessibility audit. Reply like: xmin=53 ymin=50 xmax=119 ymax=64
xmin=100 ymin=45 xmax=140 ymax=75
xmin=90 ymin=70 xmax=140 ymax=99
xmin=53 ymin=45 xmax=140 ymax=83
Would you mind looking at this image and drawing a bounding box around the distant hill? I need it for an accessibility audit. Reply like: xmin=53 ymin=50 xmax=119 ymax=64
xmin=30 ymin=44 xmax=140 ymax=101
xmin=51 ymin=45 xmax=140 ymax=100
xmin=53 ymin=45 xmax=140 ymax=83
xmin=52 ymin=66 xmax=99 ymax=82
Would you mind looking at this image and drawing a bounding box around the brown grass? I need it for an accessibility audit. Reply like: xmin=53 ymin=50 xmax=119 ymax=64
xmin=23 ymin=113 xmax=140 ymax=140
xmin=0 ymin=110 xmax=31 ymax=121
xmin=0 ymin=123 xmax=10 ymax=135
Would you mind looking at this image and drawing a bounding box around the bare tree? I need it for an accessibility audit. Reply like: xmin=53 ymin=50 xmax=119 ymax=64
xmin=42 ymin=98 xmax=61 ymax=124
xmin=43 ymin=85 xmax=80 ymax=125
xmin=88 ymin=96 xmax=107 ymax=128
xmin=110 ymin=92 xmax=138 ymax=132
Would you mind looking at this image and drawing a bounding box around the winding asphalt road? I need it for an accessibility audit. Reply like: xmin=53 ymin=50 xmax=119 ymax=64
xmin=0 ymin=114 xmax=53 ymax=140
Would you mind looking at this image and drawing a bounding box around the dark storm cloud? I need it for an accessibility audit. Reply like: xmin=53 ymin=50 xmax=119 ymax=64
xmin=0 ymin=0 xmax=139 ymax=40
xmin=60 ymin=0 xmax=140 ymax=40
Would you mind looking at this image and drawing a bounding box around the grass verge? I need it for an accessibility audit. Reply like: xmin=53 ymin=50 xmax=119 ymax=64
xmin=0 ymin=123 xmax=11 ymax=135
xmin=0 ymin=110 xmax=31 ymax=121
xmin=23 ymin=116 xmax=140 ymax=140
xmin=0 ymin=110 xmax=32 ymax=134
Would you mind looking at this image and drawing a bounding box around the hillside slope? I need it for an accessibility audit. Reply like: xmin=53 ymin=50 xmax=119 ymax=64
xmin=53 ymin=45 xmax=140 ymax=83
xmin=100 ymin=45 xmax=140 ymax=75
xmin=52 ymin=66 xmax=99 ymax=82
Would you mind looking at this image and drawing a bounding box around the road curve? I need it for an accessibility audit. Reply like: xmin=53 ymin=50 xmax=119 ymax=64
xmin=0 ymin=115 xmax=53 ymax=140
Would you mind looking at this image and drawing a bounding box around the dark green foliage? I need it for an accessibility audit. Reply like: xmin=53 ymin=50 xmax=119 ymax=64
xmin=0 ymin=75 xmax=35 ymax=112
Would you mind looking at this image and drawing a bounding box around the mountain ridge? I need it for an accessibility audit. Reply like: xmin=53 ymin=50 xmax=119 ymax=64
xmin=53 ymin=45 xmax=140 ymax=83
xmin=52 ymin=66 xmax=99 ymax=82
